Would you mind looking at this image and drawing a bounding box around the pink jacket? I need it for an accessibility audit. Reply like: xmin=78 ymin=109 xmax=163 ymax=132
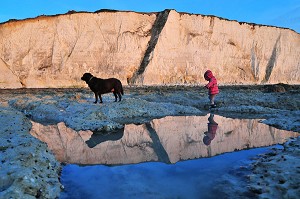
xmin=204 ymin=70 xmax=219 ymax=95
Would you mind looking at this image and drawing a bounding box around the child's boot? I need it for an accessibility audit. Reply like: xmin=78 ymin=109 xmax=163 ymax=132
xmin=210 ymin=104 xmax=217 ymax=108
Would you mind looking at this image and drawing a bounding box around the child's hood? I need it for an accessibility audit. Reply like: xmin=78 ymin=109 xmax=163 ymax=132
xmin=204 ymin=70 xmax=214 ymax=80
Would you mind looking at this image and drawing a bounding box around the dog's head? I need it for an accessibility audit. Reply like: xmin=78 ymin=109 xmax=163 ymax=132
xmin=81 ymin=73 xmax=93 ymax=83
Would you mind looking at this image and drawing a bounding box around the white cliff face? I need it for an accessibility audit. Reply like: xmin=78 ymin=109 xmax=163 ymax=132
xmin=0 ymin=11 xmax=155 ymax=88
xmin=0 ymin=10 xmax=299 ymax=88
xmin=142 ymin=10 xmax=300 ymax=85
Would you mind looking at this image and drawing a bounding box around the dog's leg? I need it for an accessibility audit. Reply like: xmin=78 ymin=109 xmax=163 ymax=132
xmin=99 ymin=94 xmax=103 ymax=103
xmin=113 ymin=92 xmax=118 ymax=102
xmin=117 ymin=93 xmax=122 ymax=101
xmin=94 ymin=92 xmax=98 ymax=104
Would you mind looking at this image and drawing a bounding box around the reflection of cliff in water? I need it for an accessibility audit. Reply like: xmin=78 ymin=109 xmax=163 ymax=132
xmin=29 ymin=114 xmax=299 ymax=165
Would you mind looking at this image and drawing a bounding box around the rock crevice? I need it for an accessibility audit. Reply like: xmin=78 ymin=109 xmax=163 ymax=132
xmin=128 ymin=9 xmax=171 ymax=85
xmin=263 ymin=35 xmax=281 ymax=83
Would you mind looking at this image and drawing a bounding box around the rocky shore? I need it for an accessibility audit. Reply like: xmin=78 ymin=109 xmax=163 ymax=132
xmin=0 ymin=84 xmax=299 ymax=198
xmin=248 ymin=137 xmax=300 ymax=198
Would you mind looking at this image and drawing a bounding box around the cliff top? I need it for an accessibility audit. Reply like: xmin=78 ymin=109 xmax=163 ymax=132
xmin=0 ymin=9 xmax=297 ymax=33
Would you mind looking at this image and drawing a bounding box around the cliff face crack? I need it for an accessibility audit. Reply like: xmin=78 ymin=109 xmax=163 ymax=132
xmin=262 ymin=35 xmax=281 ymax=83
xmin=145 ymin=123 xmax=171 ymax=164
xmin=0 ymin=57 xmax=24 ymax=87
xmin=49 ymin=33 xmax=56 ymax=70
xmin=128 ymin=9 xmax=171 ymax=85
xmin=56 ymin=126 xmax=68 ymax=153
xmin=251 ymin=43 xmax=260 ymax=81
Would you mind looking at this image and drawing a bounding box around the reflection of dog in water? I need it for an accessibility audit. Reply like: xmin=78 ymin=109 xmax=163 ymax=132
xmin=203 ymin=113 xmax=218 ymax=145
xmin=85 ymin=128 xmax=124 ymax=148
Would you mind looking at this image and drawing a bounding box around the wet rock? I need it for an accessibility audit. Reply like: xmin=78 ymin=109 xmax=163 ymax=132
xmin=264 ymin=84 xmax=286 ymax=93
xmin=248 ymin=185 xmax=263 ymax=194
xmin=0 ymin=107 xmax=61 ymax=199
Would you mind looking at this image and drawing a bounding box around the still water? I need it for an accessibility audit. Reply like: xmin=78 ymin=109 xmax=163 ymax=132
xmin=30 ymin=114 xmax=298 ymax=198
xmin=60 ymin=147 xmax=277 ymax=199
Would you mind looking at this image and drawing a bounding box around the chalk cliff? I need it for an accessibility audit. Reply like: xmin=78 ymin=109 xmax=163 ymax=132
xmin=0 ymin=9 xmax=299 ymax=88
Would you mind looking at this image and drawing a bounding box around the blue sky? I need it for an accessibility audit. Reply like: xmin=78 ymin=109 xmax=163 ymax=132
xmin=1 ymin=0 xmax=299 ymax=33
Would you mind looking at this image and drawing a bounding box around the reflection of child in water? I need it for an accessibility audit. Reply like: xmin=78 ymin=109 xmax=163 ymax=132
xmin=203 ymin=113 xmax=218 ymax=145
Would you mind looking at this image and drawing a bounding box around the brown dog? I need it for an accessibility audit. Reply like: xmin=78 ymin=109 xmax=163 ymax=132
xmin=81 ymin=73 xmax=124 ymax=103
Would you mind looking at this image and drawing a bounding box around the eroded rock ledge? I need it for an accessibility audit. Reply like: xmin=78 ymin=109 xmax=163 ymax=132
xmin=0 ymin=9 xmax=299 ymax=88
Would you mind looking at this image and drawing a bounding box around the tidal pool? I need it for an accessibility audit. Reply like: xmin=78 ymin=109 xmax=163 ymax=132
xmin=59 ymin=146 xmax=280 ymax=199
xmin=29 ymin=114 xmax=299 ymax=198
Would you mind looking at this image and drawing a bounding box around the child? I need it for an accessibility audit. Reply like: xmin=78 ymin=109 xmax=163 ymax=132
xmin=204 ymin=70 xmax=219 ymax=108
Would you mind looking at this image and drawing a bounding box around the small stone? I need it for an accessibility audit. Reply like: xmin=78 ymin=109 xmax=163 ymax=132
xmin=249 ymin=185 xmax=263 ymax=194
